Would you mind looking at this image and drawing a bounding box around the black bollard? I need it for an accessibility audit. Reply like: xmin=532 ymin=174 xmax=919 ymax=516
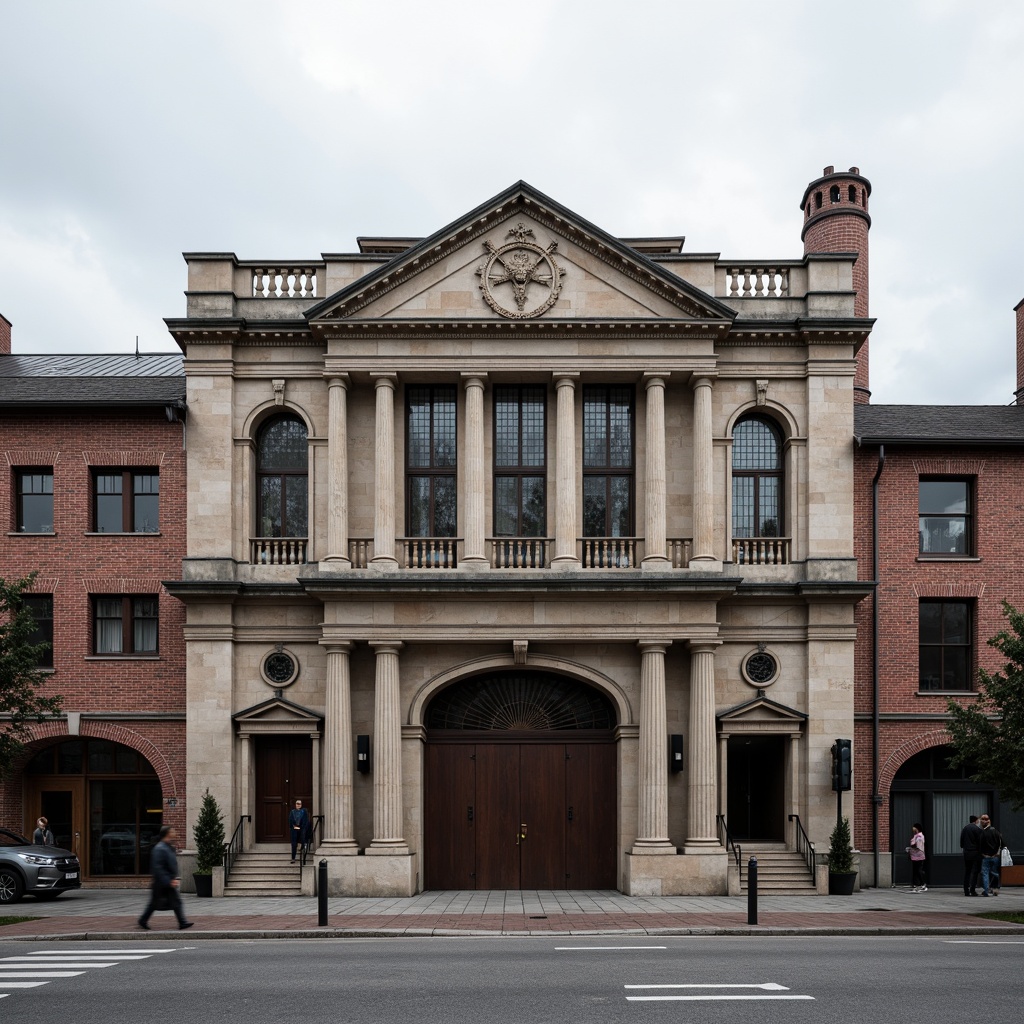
xmin=318 ymin=859 xmax=329 ymax=926
xmin=747 ymin=856 xmax=758 ymax=925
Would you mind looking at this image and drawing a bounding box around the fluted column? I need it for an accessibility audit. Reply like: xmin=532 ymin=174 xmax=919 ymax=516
xmin=319 ymin=642 xmax=357 ymax=852
xmin=323 ymin=375 xmax=351 ymax=566
xmin=642 ymin=374 xmax=669 ymax=567
xmin=552 ymin=373 xmax=580 ymax=567
xmin=691 ymin=375 xmax=716 ymax=562
xmin=461 ymin=373 xmax=488 ymax=566
xmin=685 ymin=641 xmax=721 ymax=851
xmin=633 ymin=640 xmax=674 ymax=852
xmin=367 ymin=641 xmax=407 ymax=853
xmin=371 ymin=374 xmax=399 ymax=568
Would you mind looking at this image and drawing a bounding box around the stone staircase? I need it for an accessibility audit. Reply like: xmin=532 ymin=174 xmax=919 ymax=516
xmin=223 ymin=844 xmax=303 ymax=897
xmin=738 ymin=843 xmax=817 ymax=894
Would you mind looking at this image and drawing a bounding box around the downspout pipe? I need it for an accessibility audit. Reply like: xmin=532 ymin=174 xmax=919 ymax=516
xmin=870 ymin=445 xmax=886 ymax=887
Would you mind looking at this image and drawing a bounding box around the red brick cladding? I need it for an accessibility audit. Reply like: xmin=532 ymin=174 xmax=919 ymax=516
xmin=0 ymin=314 xmax=10 ymax=356
xmin=852 ymin=444 xmax=1024 ymax=849
xmin=1016 ymin=296 xmax=1024 ymax=402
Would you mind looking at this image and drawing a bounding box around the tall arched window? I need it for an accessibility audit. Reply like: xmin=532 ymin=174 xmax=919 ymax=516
xmin=732 ymin=416 xmax=783 ymax=538
xmin=257 ymin=415 xmax=308 ymax=538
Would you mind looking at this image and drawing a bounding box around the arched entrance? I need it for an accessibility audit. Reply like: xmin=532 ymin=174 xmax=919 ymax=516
xmin=423 ymin=671 xmax=617 ymax=890
xmin=23 ymin=738 xmax=162 ymax=877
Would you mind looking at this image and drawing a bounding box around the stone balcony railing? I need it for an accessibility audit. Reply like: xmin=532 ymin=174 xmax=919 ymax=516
xmin=250 ymin=537 xmax=309 ymax=565
xmin=732 ymin=536 xmax=791 ymax=565
xmin=489 ymin=537 xmax=551 ymax=568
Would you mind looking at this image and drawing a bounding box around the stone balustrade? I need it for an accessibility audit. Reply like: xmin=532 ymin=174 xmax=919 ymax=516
xmin=348 ymin=539 xmax=373 ymax=568
xmin=580 ymin=537 xmax=638 ymax=569
xmin=250 ymin=266 xmax=321 ymax=298
xmin=667 ymin=537 xmax=693 ymax=568
xmin=732 ymin=536 xmax=791 ymax=565
xmin=250 ymin=537 xmax=308 ymax=564
xmin=488 ymin=537 xmax=551 ymax=569
xmin=400 ymin=537 xmax=459 ymax=569
xmin=723 ymin=265 xmax=791 ymax=298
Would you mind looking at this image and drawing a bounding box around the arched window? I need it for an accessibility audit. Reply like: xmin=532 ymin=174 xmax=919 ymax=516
xmin=829 ymin=184 xmax=841 ymax=203
xmin=257 ymin=415 xmax=308 ymax=538
xmin=732 ymin=416 xmax=783 ymax=538
xmin=848 ymin=185 xmax=857 ymax=202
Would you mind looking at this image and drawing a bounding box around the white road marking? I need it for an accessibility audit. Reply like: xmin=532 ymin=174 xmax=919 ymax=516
xmin=626 ymin=983 xmax=789 ymax=990
xmin=624 ymin=982 xmax=814 ymax=1002
xmin=1 ymin=961 xmax=118 ymax=968
xmin=22 ymin=949 xmax=179 ymax=955
xmin=0 ymin=972 xmax=86 ymax=979
xmin=556 ymin=946 xmax=667 ymax=951
xmin=0 ymin=982 xmax=50 ymax=989
xmin=943 ymin=940 xmax=1024 ymax=945
xmin=627 ymin=994 xmax=815 ymax=1001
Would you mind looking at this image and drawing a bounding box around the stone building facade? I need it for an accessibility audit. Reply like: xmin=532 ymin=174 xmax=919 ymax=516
xmin=0 ymin=343 xmax=187 ymax=884
xmin=164 ymin=173 xmax=872 ymax=896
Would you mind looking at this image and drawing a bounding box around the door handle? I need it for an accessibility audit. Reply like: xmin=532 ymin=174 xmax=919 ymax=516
xmin=516 ymin=823 xmax=527 ymax=844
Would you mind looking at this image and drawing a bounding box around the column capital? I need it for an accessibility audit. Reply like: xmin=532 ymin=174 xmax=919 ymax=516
xmin=371 ymin=373 xmax=398 ymax=390
xmin=323 ymin=372 xmax=350 ymax=388
xmin=369 ymin=640 xmax=405 ymax=655
xmin=460 ymin=372 xmax=488 ymax=387
xmin=690 ymin=372 xmax=718 ymax=390
xmin=553 ymin=372 xmax=580 ymax=387
xmin=637 ymin=639 xmax=672 ymax=655
xmin=320 ymin=640 xmax=355 ymax=655
xmin=643 ymin=372 xmax=670 ymax=389
xmin=687 ymin=639 xmax=723 ymax=654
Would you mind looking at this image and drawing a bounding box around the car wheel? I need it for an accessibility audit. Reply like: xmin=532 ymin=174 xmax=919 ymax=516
xmin=0 ymin=868 xmax=25 ymax=904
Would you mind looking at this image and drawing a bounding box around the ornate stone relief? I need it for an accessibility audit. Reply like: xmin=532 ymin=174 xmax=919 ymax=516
xmin=261 ymin=644 xmax=299 ymax=688
xmin=477 ymin=223 xmax=565 ymax=319
xmin=741 ymin=643 xmax=780 ymax=688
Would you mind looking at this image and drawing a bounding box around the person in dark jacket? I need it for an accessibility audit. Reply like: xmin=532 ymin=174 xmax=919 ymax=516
xmin=960 ymin=814 xmax=983 ymax=896
xmin=288 ymin=799 xmax=310 ymax=863
xmin=138 ymin=825 xmax=193 ymax=930
xmin=32 ymin=817 xmax=55 ymax=846
xmin=977 ymin=814 xmax=1004 ymax=897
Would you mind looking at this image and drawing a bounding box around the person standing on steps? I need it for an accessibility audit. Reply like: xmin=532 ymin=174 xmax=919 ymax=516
xmin=288 ymin=798 xmax=310 ymax=864
xmin=977 ymin=814 xmax=1004 ymax=897
xmin=138 ymin=825 xmax=193 ymax=931
xmin=908 ymin=823 xmax=927 ymax=892
xmin=960 ymin=814 xmax=982 ymax=896
xmin=32 ymin=817 xmax=54 ymax=846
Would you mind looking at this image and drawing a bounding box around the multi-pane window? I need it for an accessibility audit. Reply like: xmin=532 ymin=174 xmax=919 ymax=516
xmin=94 ymin=470 xmax=159 ymax=533
xmin=94 ymin=596 xmax=159 ymax=655
xmin=919 ymin=600 xmax=972 ymax=691
xmin=15 ymin=469 xmax=54 ymax=533
xmin=582 ymin=386 xmax=634 ymax=537
xmin=493 ymin=385 xmax=546 ymax=536
xmin=919 ymin=479 xmax=971 ymax=556
xmin=256 ymin=416 xmax=308 ymax=537
xmin=406 ymin=386 xmax=457 ymax=536
xmin=732 ymin=417 xmax=783 ymax=537
xmin=24 ymin=595 xmax=54 ymax=669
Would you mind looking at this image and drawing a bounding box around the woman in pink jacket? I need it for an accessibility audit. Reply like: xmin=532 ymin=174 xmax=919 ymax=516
xmin=908 ymin=823 xmax=927 ymax=892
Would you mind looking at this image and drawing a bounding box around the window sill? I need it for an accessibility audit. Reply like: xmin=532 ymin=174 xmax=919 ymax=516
xmin=7 ymin=531 xmax=56 ymax=537
xmin=916 ymin=555 xmax=980 ymax=562
xmin=84 ymin=655 xmax=160 ymax=661
xmin=916 ymin=690 xmax=976 ymax=696
xmin=84 ymin=531 xmax=162 ymax=537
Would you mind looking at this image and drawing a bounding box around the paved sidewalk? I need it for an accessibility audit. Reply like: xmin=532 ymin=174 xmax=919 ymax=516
xmin=2 ymin=886 xmax=1023 ymax=940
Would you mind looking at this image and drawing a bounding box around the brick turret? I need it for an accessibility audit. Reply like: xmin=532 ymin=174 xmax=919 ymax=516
xmin=801 ymin=165 xmax=872 ymax=401
xmin=1015 ymin=296 xmax=1024 ymax=405
xmin=0 ymin=313 xmax=10 ymax=355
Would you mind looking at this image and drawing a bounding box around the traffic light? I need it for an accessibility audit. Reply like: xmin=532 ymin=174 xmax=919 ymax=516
xmin=832 ymin=738 xmax=852 ymax=792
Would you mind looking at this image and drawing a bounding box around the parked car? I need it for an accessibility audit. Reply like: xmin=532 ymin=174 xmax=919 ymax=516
xmin=0 ymin=827 xmax=82 ymax=904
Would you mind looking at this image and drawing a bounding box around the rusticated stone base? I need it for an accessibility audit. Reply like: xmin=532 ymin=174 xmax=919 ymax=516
xmin=622 ymin=849 xmax=728 ymax=896
xmin=302 ymin=851 xmax=418 ymax=897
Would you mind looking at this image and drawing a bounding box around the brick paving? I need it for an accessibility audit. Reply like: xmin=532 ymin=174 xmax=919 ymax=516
xmin=3 ymin=887 xmax=1023 ymax=939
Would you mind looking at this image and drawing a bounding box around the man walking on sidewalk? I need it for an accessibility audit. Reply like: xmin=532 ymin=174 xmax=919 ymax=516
xmin=960 ymin=814 xmax=982 ymax=896
xmin=138 ymin=825 xmax=194 ymax=930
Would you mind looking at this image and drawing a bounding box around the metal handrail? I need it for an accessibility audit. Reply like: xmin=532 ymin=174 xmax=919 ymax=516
xmin=789 ymin=813 xmax=816 ymax=876
xmin=223 ymin=814 xmax=250 ymax=882
xmin=300 ymin=815 xmax=324 ymax=868
xmin=716 ymin=814 xmax=742 ymax=870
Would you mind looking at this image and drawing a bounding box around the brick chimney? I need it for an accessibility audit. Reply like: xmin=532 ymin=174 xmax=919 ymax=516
xmin=800 ymin=165 xmax=872 ymax=402
xmin=1016 ymin=297 xmax=1024 ymax=405
xmin=0 ymin=313 xmax=10 ymax=355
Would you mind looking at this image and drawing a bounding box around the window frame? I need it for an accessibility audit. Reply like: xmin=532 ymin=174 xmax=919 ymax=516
xmin=918 ymin=599 xmax=973 ymax=692
xmin=23 ymin=594 xmax=54 ymax=669
xmin=255 ymin=414 xmax=309 ymax=539
xmin=92 ymin=469 xmax=160 ymax=534
xmin=731 ymin=415 xmax=784 ymax=539
xmin=92 ymin=595 xmax=160 ymax=656
xmin=492 ymin=384 xmax=547 ymax=537
xmin=918 ymin=477 xmax=973 ymax=557
xmin=405 ymin=384 xmax=457 ymax=538
xmin=582 ymin=384 xmax=635 ymax=538
xmin=14 ymin=468 xmax=54 ymax=533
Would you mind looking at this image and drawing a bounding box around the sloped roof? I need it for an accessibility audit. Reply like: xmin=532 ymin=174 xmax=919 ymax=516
xmin=0 ymin=353 xmax=185 ymax=407
xmin=854 ymin=404 xmax=1024 ymax=446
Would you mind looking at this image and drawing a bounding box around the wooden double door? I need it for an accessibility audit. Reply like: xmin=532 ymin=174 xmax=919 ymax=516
xmin=254 ymin=736 xmax=313 ymax=842
xmin=425 ymin=739 xmax=616 ymax=890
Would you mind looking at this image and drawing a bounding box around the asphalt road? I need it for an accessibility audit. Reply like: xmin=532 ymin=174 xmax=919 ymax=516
xmin=1 ymin=935 xmax=1021 ymax=1023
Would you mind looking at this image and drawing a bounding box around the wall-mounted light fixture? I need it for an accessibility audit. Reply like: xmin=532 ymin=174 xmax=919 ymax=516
xmin=356 ymin=734 xmax=371 ymax=774
xmin=670 ymin=734 xmax=684 ymax=773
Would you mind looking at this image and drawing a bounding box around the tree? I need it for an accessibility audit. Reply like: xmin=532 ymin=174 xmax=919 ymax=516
xmin=946 ymin=600 xmax=1024 ymax=810
xmin=827 ymin=815 xmax=854 ymax=874
xmin=0 ymin=574 xmax=62 ymax=781
xmin=192 ymin=789 xmax=225 ymax=874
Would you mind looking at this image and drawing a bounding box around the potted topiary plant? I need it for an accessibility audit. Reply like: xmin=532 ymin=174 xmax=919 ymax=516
xmin=827 ymin=815 xmax=857 ymax=895
xmin=192 ymin=789 xmax=225 ymax=898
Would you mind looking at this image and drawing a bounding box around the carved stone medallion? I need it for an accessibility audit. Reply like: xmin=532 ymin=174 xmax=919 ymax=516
xmin=477 ymin=223 xmax=565 ymax=319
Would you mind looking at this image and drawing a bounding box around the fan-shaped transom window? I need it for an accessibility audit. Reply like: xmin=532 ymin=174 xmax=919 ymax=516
xmin=426 ymin=672 xmax=616 ymax=731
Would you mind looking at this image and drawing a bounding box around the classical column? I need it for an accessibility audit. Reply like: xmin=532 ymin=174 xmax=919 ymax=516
xmin=717 ymin=733 xmax=729 ymax=817
xmin=642 ymin=374 xmax=670 ymax=567
xmin=685 ymin=641 xmax=721 ymax=851
xmin=691 ymin=375 xmax=716 ymax=562
xmin=552 ymin=373 xmax=580 ymax=567
xmin=238 ymin=732 xmax=252 ymax=839
xmin=319 ymin=642 xmax=357 ymax=852
xmin=371 ymin=374 xmax=399 ymax=568
xmin=323 ymin=375 xmax=351 ymax=566
xmin=633 ymin=641 xmax=675 ymax=852
xmin=461 ymin=373 xmax=488 ymax=567
xmin=367 ymin=641 xmax=408 ymax=853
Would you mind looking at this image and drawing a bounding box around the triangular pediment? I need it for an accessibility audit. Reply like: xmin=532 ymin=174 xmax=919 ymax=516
xmin=233 ymin=696 xmax=323 ymax=732
xmin=717 ymin=694 xmax=807 ymax=734
xmin=307 ymin=181 xmax=734 ymax=326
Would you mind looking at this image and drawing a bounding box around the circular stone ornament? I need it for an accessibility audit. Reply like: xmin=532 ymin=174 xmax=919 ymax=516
xmin=261 ymin=649 xmax=299 ymax=688
xmin=741 ymin=649 xmax=780 ymax=688
xmin=476 ymin=223 xmax=565 ymax=319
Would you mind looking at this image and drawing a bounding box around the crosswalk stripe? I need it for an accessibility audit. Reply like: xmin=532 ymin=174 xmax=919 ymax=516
xmin=0 ymin=962 xmax=118 ymax=969
xmin=627 ymin=994 xmax=815 ymax=1001
xmin=0 ymin=972 xmax=85 ymax=979
xmin=20 ymin=953 xmax=158 ymax=959
xmin=626 ymin=983 xmax=788 ymax=990
xmin=0 ymin=983 xmax=50 ymax=989
xmin=22 ymin=949 xmax=178 ymax=955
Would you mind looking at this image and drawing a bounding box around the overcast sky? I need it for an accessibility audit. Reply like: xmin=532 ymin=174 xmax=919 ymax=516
xmin=2 ymin=1 xmax=1022 ymax=405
